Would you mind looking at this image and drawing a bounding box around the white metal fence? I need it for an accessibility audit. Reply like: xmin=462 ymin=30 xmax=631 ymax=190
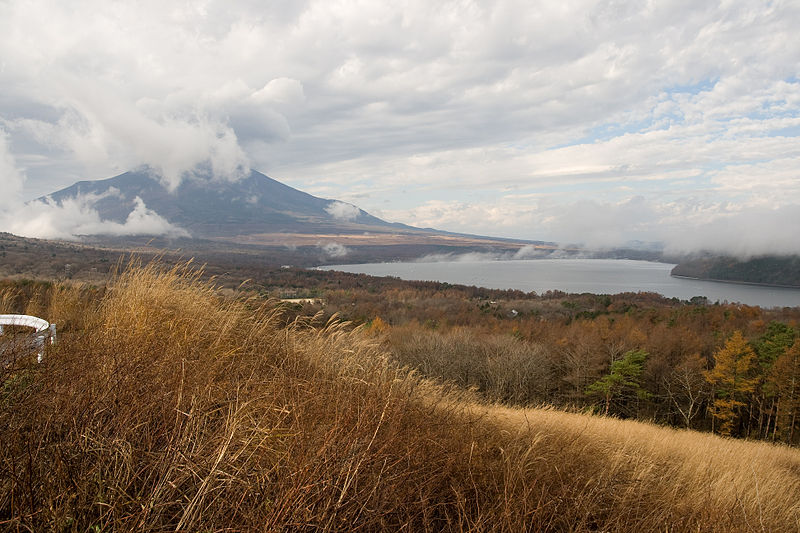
xmin=0 ymin=314 xmax=56 ymax=363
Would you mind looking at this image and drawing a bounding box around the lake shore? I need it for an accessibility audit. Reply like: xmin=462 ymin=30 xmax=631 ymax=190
xmin=321 ymin=258 xmax=800 ymax=309
xmin=670 ymin=273 xmax=800 ymax=290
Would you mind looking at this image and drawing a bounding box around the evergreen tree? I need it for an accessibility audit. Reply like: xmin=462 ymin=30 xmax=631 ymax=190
xmin=587 ymin=349 xmax=649 ymax=417
xmin=753 ymin=321 xmax=797 ymax=369
xmin=754 ymin=322 xmax=797 ymax=438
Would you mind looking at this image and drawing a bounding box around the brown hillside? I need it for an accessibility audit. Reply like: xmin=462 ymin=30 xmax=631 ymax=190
xmin=1 ymin=264 xmax=798 ymax=531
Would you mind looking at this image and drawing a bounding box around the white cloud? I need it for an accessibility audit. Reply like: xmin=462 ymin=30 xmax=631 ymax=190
xmin=251 ymin=78 xmax=305 ymax=107
xmin=384 ymin=194 xmax=800 ymax=259
xmin=664 ymin=205 xmax=800 ymax=258
xmin=415 ymin=251 xmax=504 ymax=263
xmin=0 ymin=129 xmax=24 ymax=211
xmin=0 ymin=137 xmax=190 ymax=239
xmin=325 ymin=201 xmax=360 ymax=221
xmin=513 ymin=246 xmax=552 ymax=259
xmin=320 ymin=242 xmax=349 ymax=258
xmin=11 ymin=81 xmax=251 ymax=191
xmin=0 ymin=193 xmax=189 ymax=240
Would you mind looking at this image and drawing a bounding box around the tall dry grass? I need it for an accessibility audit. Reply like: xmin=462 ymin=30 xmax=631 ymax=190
xmin=0 ymin=263 xmax=799 ymax=531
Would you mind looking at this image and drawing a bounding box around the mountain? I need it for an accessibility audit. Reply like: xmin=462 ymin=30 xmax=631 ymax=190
xmin=44 ymin=168 xmax=411 ymax=238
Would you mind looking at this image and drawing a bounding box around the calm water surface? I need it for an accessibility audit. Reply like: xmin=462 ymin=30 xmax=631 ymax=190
xmin=319 ymin=259 xmax=800 ymax=309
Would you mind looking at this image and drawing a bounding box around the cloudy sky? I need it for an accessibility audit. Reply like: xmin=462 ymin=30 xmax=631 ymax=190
xmin=1 ymin=0 xmax=799 ymax=254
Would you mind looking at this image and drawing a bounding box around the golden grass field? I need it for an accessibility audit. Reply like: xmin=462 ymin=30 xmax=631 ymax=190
xmin=1 ymin=263 xmax=799 ymax=531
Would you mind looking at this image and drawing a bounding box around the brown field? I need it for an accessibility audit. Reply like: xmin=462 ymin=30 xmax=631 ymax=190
xmin=222 ymin=230 xmax=553 ymax=249
xmin=0 ymin=230 xmax=553 ymax=283
xmin=1 ymin=263 xmax=799 ymax=531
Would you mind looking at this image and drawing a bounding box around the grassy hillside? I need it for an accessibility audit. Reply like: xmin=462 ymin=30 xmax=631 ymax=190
xmin=1 ymin=264 xmax=800 ymax=531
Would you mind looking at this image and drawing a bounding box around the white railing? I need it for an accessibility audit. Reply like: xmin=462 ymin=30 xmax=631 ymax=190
xmin=0 ymin=314 xmax=56 ymax=363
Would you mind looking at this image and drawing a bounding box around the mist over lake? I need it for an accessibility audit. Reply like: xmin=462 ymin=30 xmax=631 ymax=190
xmin=320 ymin=259 xmax=800 ymax=309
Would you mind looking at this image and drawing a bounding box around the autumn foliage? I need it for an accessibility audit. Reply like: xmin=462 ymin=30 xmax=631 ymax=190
xmin=300 ymin=276 xmax=800 ymax=443
xmin=1 ymin=264 xmax=799 ymax=530
xmin=704 ymin=331 xmax=758 ymax=435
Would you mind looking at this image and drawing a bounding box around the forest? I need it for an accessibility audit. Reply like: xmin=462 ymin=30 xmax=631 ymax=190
xmin=259 ymin=267 xmax=800 ymax=444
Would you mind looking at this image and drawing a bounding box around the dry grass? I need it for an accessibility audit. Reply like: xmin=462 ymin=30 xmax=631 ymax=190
xmin=1 ymin=262 xmax=799 ymax=531
xmin=473 ymin=404 xmax=800 ymax=531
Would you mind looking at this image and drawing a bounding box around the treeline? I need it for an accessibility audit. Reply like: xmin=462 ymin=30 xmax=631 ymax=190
xmin=671 ymin=254 xmax=800 ymax=287
xmin=266 ymin=270 xmax=800 ymax=444
xmin=385 ymin=306 xmax=800 ymax=443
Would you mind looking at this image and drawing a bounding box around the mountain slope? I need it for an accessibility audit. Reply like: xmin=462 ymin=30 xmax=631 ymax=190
xmin=44 ymin=168 xmax=407 ymax=238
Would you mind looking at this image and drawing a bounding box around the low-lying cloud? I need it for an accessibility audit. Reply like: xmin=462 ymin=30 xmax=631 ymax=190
xmin=390 ymin=195 xmax=800 ymax=260
xmin=665 ymin=205 xmax=800 ymax=258
xmin=320 ymin=242 xmax=349 ymax=258
xmin=415 ymin=252 xmax=500 ymax=263
xmin=0 ymin=133 xmax=191 ymax=240
xmin=513 ymin=246 xmax=556 ymax=260
xmin=325 ymin=201 xmax=361 ymax=221
xmin=0 ymin=193 xmax=189 ymax=240
xmin=415 ymin=247 xmax=590 ymax=264
xmin=541 ymin=198 xmax=800 ymax=258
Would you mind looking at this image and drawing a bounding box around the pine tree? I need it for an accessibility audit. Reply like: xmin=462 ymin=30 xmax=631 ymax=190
xmin=704 ymin=331 xmax=758 ymax=436
xmin=586 ymin=349 xmax=649 ymax=417
xmin=754 ymin=322 xmax=798 ymax=438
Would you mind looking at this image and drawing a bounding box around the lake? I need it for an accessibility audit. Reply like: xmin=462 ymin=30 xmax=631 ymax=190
xmin=318 ymin=259 xmax=800 ymax=309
